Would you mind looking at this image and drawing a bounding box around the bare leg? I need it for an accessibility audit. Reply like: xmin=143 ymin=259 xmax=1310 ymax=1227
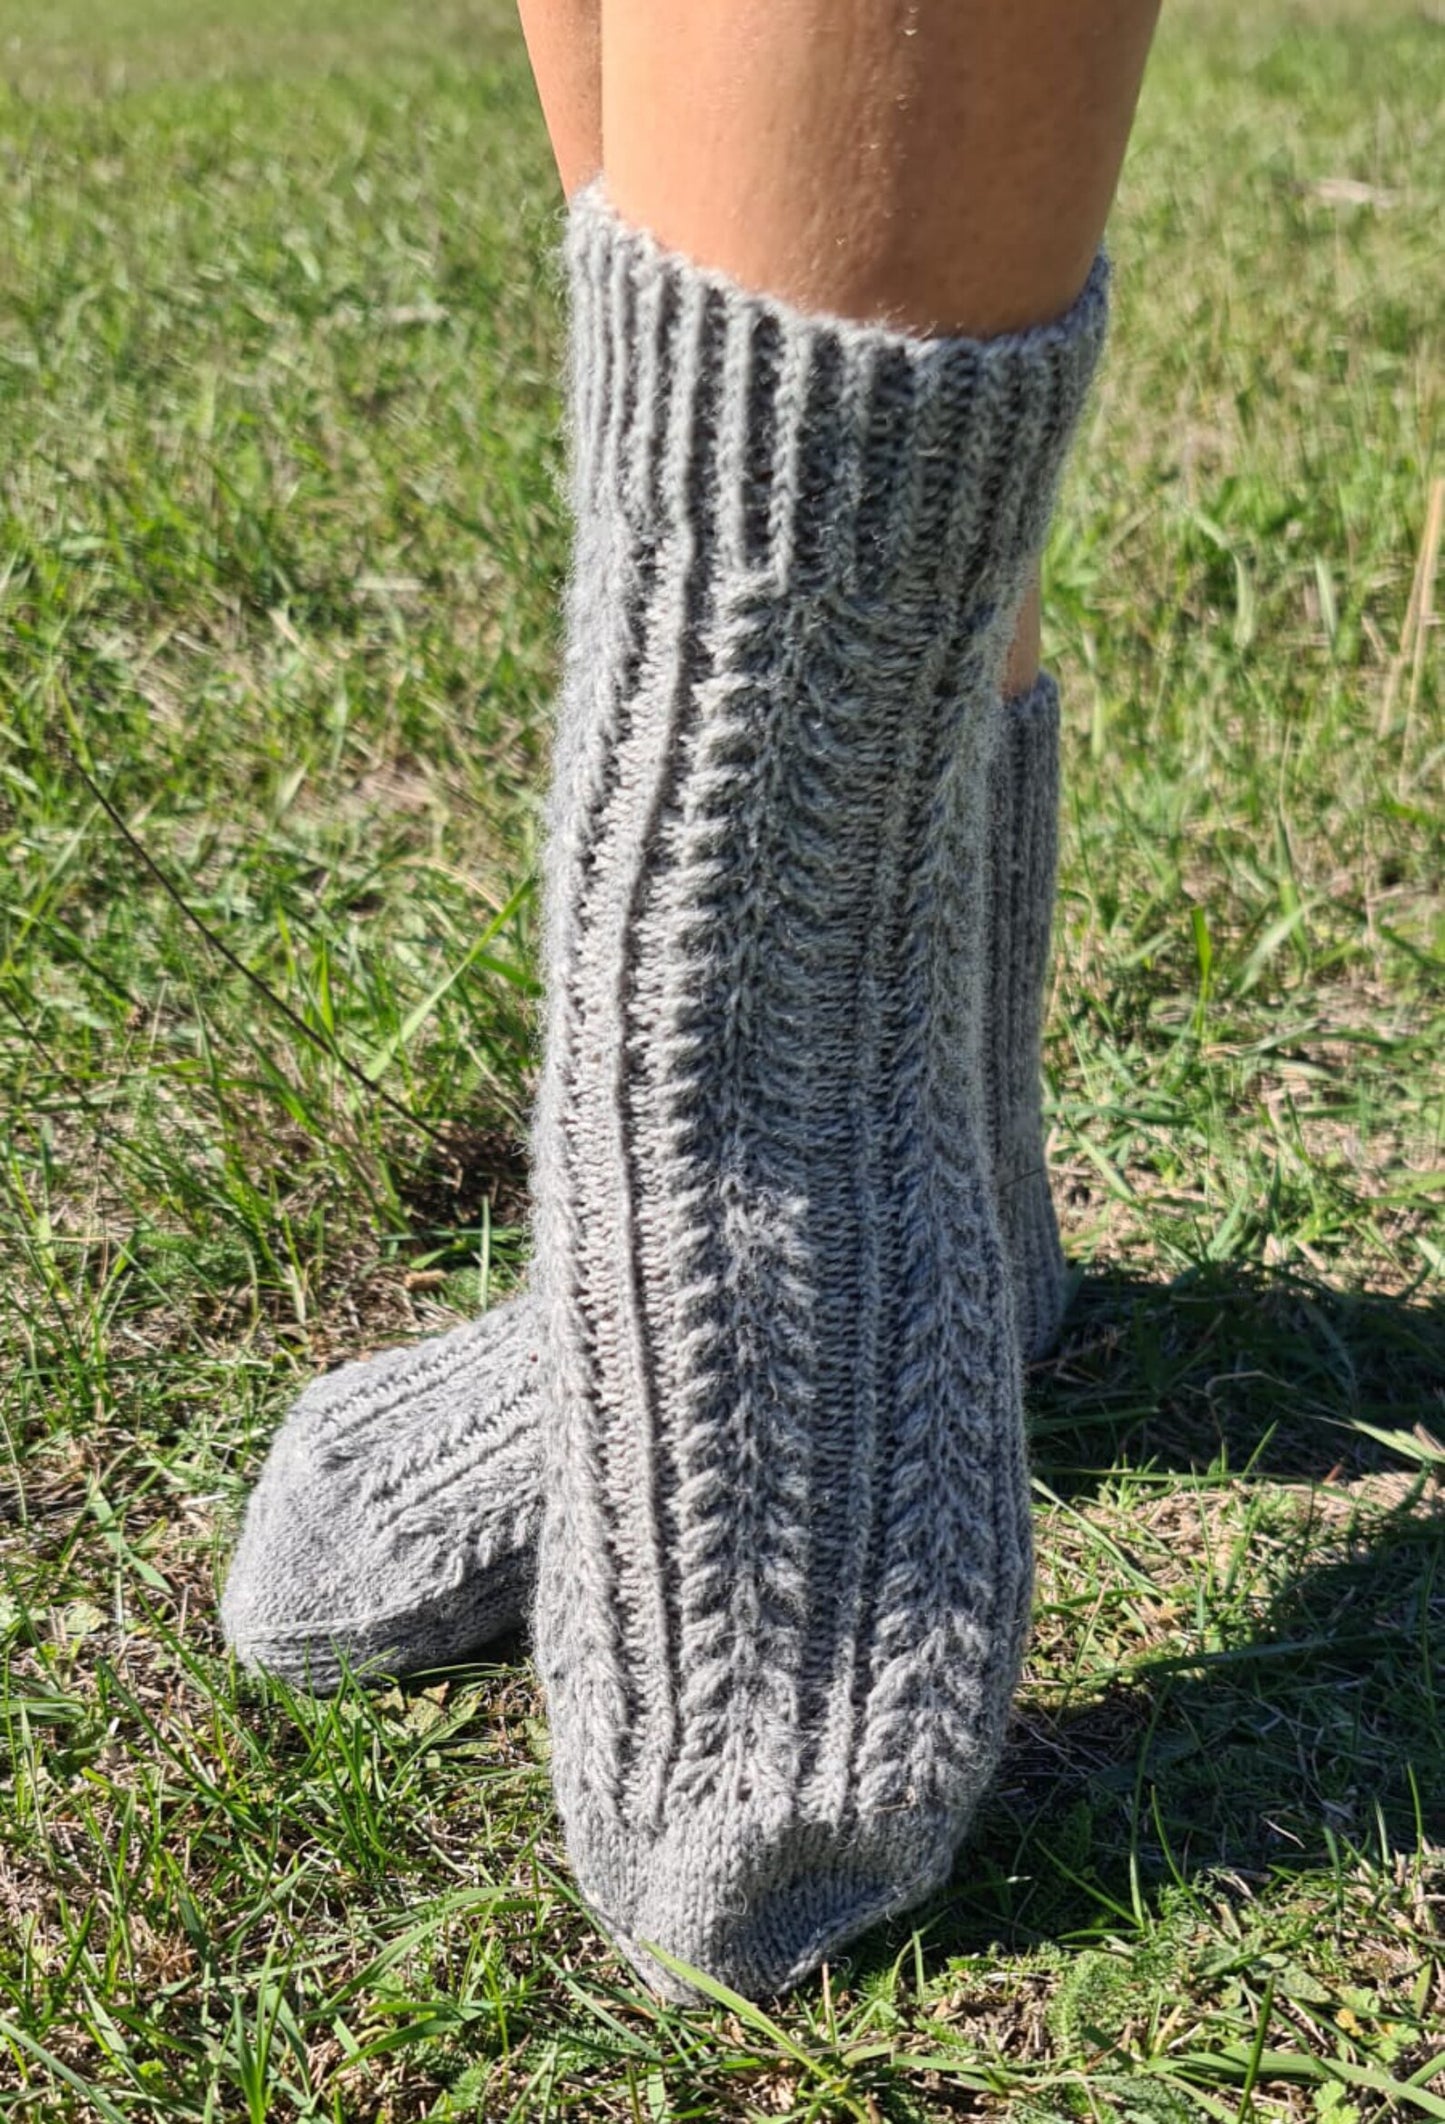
xmin=516 ymin=0 xmax=601 ymax=195
xmin=602 ymin=0 xmax=1159 ymax=335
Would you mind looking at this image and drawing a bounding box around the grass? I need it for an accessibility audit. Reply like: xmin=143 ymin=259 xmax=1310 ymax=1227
xmin=0 ymin=0 xmax=1441 ymax=2114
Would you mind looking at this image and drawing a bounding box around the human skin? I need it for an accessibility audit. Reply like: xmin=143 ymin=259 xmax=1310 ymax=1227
xmin=516 ymin=0 xmax=1161 ymax=697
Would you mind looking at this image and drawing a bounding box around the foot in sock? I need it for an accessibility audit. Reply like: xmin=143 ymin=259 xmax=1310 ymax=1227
xmin=220 ymin=672 xmax=1072 ymax=1689
xmin=219 ymin=1301 xmax=540 ymax=1690
xmin=529 ymin=189 xmax=1106 ymax=1998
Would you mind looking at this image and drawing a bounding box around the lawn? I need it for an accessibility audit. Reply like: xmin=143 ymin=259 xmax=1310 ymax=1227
xmin=1 ymin=0 xmax=1442 ymax=2115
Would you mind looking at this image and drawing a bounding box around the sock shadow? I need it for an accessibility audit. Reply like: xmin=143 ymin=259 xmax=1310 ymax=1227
xmin=860 ymin=1264 xmax=1445 ymax=1975
xmin=1029 ymin=1263 xmax=1442 ymax=1497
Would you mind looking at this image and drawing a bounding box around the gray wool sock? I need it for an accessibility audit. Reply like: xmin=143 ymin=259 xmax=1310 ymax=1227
xmin=220 ymin=1300 xmax=540 ymax=1690
xmin=217 ymin=677 xmax=1072 ymax=1689
xmin=533 ymin=186 xmax=1107 ymax=1999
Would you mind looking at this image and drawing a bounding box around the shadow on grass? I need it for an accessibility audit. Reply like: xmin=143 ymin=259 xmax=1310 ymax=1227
xmin=1030 ymin=1264 xmax=1443 ymax=1494
xmin=885 ymin=1265 xmax=1445 ymax=1970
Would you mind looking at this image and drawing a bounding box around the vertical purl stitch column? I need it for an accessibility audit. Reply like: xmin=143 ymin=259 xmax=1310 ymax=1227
xmin=533 ymin=187 xmax=1107 ymax=1999
xmin=984 ymin=672 xmax=1071 ymax=1361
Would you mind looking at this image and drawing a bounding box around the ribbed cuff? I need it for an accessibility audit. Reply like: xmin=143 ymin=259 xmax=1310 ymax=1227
xmin=565 ymin=183 xmax=1108 ymax=632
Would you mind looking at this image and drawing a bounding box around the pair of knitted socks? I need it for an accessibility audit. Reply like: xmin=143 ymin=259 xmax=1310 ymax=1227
xmin=222 ymin=185 xmax=1105 ymax=1997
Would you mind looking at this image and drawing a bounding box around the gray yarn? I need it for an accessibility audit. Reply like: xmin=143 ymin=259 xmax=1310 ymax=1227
xmin=532 ymin=186 xmax=1106 ymax=1999
xmin=220 ymin=1300 xmax=538 ymax=1690
xmin=986 ymin=672 xmax=1071 ymax=1362
xmin=217 ymin=677 xmax=1074 ymax=1691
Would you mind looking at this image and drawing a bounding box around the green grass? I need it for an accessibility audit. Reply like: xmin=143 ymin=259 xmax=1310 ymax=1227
xmin=1 ymin=0 xmax=1442 ymax=2114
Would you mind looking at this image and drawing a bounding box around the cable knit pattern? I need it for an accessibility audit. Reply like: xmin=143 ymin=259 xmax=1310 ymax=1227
xmin=220 ymin=1301 xmax=540 ymax=1691
xmin=216 ymin=673 xmax=1074 ymax=1693
xmin=533 ymin=186 xmax=1107 ymax=1999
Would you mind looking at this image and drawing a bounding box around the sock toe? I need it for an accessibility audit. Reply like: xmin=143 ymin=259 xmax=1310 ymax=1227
xmin=585 ymin=1797 xmax=958 ymax=2003
xmin=221 ymin=1306 xmax=541 ymax=1690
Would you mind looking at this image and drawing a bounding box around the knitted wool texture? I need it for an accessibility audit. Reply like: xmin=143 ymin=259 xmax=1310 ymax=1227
xmin=220 ymin=1302 xmax=538 ymax=1690
xmin=218 ymin=680 xmax=1073 ymax=1692
xmin=532 ymin=188 xmax=1107 ymax=1998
